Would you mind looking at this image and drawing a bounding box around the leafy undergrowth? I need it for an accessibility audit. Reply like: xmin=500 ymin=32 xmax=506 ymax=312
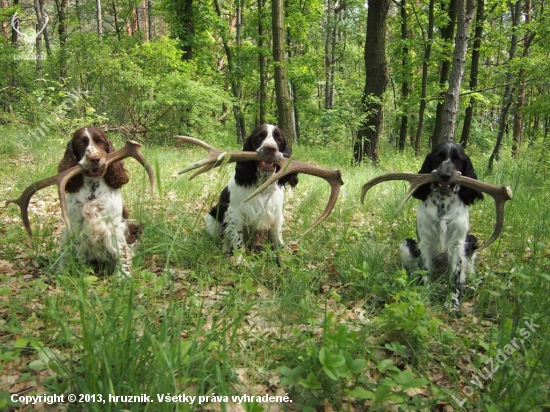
xmin=0 ymin=132 xmax=549 ymax=411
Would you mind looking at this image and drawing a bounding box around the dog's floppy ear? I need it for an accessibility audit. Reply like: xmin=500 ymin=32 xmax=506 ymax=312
xmin=234 ymin=137 xmax=259 ymax=187
xmin=241 ymin=135 xmax=255 ymax=152
xmin=104 ymin=139 xmax=130 ymax=189
xmin=277 ymin=139 xmax=299 ymax=188
xmin=58 ymin=139 xmax=84 ymax=193
xmin=412 ymin=152 xmax=433 ymax=201
xmin=458 ymin=153 xmax=484 ymax=205
xmin=461 ymin=153 xmax=477 ymax=179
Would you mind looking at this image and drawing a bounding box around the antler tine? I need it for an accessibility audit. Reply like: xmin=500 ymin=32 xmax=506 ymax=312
xmin=360 ymin=172 xmax=438 ymax=206
xmin=455 ymin=176 xmax=513 ymax=250
xmin=176 ymin=135 xmax=220 ymax=174
xmin=244 ymin=158 xmax=344 ymax=236
xmin=176 ymin=135 xmax=218 ymax=152
xmin=6 ymin=140 xmax=154 ymax=238
xmin=5 ymin=166 xmax=83 ymax=237
xmin=115 ymin=140 xmax=156 ymax=190
xmin=177 ymin=135 xmax=262 ymax=178
xmin=361 ymin=172 xmax=513 ymax=251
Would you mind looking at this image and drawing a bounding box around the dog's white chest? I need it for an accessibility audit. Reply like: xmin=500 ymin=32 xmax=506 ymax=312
xmin=66 ymin=178 xmax=124 ymax=230
xmin=232 ymin=183 xmax=283 ymax=229
xmin=418 ymin=192 xmax=469 ymax=245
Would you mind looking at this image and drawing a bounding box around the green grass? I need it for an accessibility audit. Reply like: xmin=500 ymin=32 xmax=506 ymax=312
xmin=0 ymin=129 xmax=549 ymax=411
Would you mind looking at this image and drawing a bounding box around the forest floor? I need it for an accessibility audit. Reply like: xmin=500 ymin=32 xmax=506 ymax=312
xmin=0 ymin=132 xmax=548 ymax=411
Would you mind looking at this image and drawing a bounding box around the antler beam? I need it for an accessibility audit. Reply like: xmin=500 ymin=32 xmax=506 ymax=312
xmin=6 ymin=140 xmax=155 ymax=237
xmin=177 ymin=135 xmax=343 ymax=236
xmin=361 ymin=172 xmax=513 ymax=251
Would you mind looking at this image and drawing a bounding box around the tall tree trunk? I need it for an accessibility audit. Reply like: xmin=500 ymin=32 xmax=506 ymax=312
xmin=33 ymin=0 xmax=43 ymax=79
xmin=324 ymin=0 xmax=336 ymax=110
xmin=414 ymin=0 xmax=434 ymax=155
xmin=112 ymin=0 xmax=121 ymax=41
xmin=96 ymin=0 xmax=107 ymax=107
xmin=180 ymin=0 xmax=194 ymax=60
xmin=272 ymin=0 xmax=294 ymax=145
xmin=398 ymin=0 xmax=410 ymax=151
xmin=35 ymin=0 xmax=51 ymax=55
xmin=439 ymin=0 xmax=476 ymax=142
xmin=134 ymin=6 xmax=139 ymax=35
xmin=460 ymin=0 xmax=485 ymax=148
xmin=213 ymin=0 xmax=246 ymax=142
xmin=55 ymin=0 xmax=68 ymax=81
xmin=235 ymin=0 xmax=246 ymax=140
xmin=96 ymin=0 xmax=103 ymax=36
xmin=148 ymin=1 xmax=154 ymax=40
xmin=512 ymin=0 xmax=534 ymax=158
xmin=352 ymin=0 xmax=390 ymax=165
xmin=35 ymin=23 xmax=43 ymax=79
xmin=488 ymin=0 xmax=521 ymax=171
xmin=257 ymin=0 xmax=266 ymax=124
xmin=430 ymin=0 xmax=457 ymax=148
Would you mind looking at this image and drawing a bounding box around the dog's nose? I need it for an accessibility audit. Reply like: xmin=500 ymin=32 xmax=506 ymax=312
xmin=262 ymin=145 xmax=278 ymax=156
xmin=87 ymin=154 xmax=101 ymax=163
xmin=439 ymin=172 xmax=452 ymax=182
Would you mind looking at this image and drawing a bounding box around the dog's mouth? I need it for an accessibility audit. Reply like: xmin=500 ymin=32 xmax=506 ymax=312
xmin=434 ymin=182 xmax=456 ymax=195
xmin=84 ymin=166 xmax=107 ymax=178
xmin=257 ymin=160 xmax=276 ymax=173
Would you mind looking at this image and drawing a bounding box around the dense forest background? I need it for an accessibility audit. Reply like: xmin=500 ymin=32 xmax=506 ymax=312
xmin=2 ymin=0 xmax=549 ymax=165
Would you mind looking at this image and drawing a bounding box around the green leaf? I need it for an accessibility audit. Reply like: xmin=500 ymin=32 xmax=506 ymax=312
xmin=279 ymin=365 xmax=303 ymax=379
xmin=83 ymin=275 xmax=99 ymax=284
xmin=38 ymin=347 xmax=58 ymax=363
xmin=279 ymin=366 xmax=303 ymax=385
xmin=13 ymin=338 xmax=30 ymax=348
xmin=373 ymin=385 xmax=392 ymax=402
xmin=347 ymin=387 xmax=375 ymax=400
xmin=350 ymin=358 xmax=366 ymax=374
xmin=319 ymin=347 xmax=345 ymax=368
xmin=0 ymin=390 xmax=21 ymax=407
xmin=298 ymin=372 xmax=322 ymax=389
xmin=323 ymin=365 xmax=340 ymax=380
xmin=377 ymin=358 xmax=399 ymax=373
xmin=28 ymin=359 xmax=47 ymax=371
xmin=390 ymin=369 xmax=427 ymax=389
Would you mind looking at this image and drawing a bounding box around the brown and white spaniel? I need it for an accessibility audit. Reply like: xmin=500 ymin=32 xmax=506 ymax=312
xmin=57 ymin=127 xmax=135 ymax=276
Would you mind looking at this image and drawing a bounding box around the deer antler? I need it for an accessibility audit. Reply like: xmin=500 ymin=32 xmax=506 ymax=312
xmin=11 ymin=12 xmax=49 ymax=42
xmin=5 ymin=140 xmax=155 ymax=237
xmin=177 ymin=135 xmax=343 ymax=236
xmin=361 ymin=172 xmax=513 ymax=251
